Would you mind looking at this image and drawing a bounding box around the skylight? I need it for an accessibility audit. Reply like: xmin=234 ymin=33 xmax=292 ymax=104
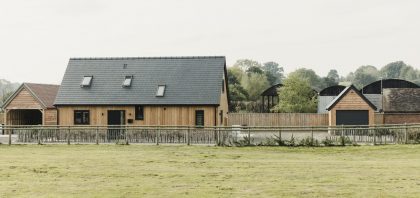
xmin=81 ymin=76 xmax=93 ymax=87
xmin=123 ymin=76 xmax=132 ymax=87
xmin=156 ymin=85 xmax=166 ymax=97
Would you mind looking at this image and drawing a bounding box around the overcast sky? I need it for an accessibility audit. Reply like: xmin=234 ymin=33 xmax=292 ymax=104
xmin=1 ymin=0 xmax=419 ymax=84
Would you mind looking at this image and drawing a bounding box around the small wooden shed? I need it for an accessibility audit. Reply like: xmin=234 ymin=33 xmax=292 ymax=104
xmin=2 ymin=83 xmax=60 ymax=125
xmin=326 ymin=85 xmax=377 ymax=126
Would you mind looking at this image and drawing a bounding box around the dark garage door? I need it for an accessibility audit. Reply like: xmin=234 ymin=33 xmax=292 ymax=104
xmin=336 ymin=110 xmax=369 ymax=126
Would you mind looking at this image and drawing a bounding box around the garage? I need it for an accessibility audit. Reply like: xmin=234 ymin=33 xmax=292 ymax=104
xmin=336 ymin=110 xmax=369 ymax=125
xmin=326 ymin=85 xmax=377 ymax=126
xmin=2 ymin=83 xmax=59 ymax=125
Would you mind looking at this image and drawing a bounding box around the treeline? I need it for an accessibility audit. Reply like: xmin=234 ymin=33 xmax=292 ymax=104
xmin=228 ymin=60 xmax=420 ymax=112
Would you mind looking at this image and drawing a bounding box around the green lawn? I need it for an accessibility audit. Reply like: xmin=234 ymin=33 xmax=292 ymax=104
xmin=1 ymin=145 xmax=420 ymax=198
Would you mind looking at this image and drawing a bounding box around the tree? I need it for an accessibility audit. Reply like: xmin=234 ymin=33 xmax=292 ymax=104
xmin=241 ymin=73 xmax=270 ymax=101
xmin=232 ymin=59 xmax=262 ymax=72
xmin=272 ymin=75 xmax=317 ymax=113
xmin=322 ymin=69 xmax=340 ymax=87
xmin=262 ymin=62 xmax=284 ymax=85
xmin=288 ymin=68 xmax=324 ymax=90
xmin=227 ymin=66 xmax=249 ymax=102
xmin=227 ymin=66 xmax=243 ymax=85
xmin=352 ymin=65 xmax=379 ymax=88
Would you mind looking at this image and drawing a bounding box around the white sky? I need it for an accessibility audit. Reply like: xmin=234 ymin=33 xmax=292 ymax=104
xmin=0 ymin=0 xmax=419 ymax=84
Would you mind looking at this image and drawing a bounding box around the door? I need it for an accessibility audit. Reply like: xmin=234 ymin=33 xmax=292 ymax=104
xmin=107 ymin=110 xmax=125 ymax=140
xmin=336 ymin=110 xmax=369 ymax=126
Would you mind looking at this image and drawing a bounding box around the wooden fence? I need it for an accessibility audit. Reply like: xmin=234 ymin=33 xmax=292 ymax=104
xmin=1 ymin=124 xmax=420 ymax=146
xmin=228 ymin=113 xmax=329 ymax=126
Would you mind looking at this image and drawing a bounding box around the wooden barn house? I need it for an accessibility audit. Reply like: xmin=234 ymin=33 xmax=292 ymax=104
xmin=2 ymin=83 xmax=60 ymax=125
xmin=54 ymin=56 xmax=229 ymax=127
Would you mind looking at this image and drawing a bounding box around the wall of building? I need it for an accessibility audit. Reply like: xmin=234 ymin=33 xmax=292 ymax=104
xmin=328 ymin=90 xmax=375 ymax=126
xmin=217 ymin=75 xmax=229 ymax=126
xmin=5 ymin=88 xmax=42 ymax=110
xmin=44 ymin=109 xmax=58 ymax=125
xmin=57 ymin=106 xmax=217 ymax=126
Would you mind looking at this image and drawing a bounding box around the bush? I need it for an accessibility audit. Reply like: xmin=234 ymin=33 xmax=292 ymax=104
xmin=322 ymin=137 xmax=334 ymax=147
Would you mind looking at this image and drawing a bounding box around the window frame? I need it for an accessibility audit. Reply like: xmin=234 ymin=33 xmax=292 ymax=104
xmin=156 ymin=85 xmax=166 ymax=97
xmin=195 ymin=110 xmax=205 ymax=127
xmin=80 ymin=76 xmax=93 ymax=87
xmin=122 ymin=75 xmax=133 ymax=87
xmin=135 ymin=105 xmax=144 ymax=120
xmin=74 ymin=110 xmax=90 ymax=125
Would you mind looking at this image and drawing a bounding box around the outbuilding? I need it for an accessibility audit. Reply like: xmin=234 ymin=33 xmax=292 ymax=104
xmin=2 ymin=83 xmax=60 ymax=125
xmin=326 ymin=85 xmax=377 ymax=126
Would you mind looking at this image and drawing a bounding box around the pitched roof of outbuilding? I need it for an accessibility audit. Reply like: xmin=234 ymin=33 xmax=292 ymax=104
xmin=54 ymin=56 xmax=226 ymax=105
xmin=2 ymin=83 xmax=60 ymax=109
xmin=326 ymin=85 xmax=377 ymax=111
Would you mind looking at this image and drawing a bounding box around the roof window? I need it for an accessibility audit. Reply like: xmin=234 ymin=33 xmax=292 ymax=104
xmin=81 ymin=76 xmax=93 ymax=87
xmin=156 ymin=85 xmax=166 ymax=97
xmin=123 ymin=76 xmax=133 ymax=87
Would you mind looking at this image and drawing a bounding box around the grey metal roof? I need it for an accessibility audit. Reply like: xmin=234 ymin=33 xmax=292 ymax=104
xmin=54 ymin=56 xmax=226 ymax=105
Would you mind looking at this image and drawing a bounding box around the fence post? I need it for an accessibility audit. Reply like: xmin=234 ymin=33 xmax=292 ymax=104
xmin=187 ymin=126 xmax=190 ymax=146
xmin=278 ymin=129 xmax=282 ymax=146
xmin=311 ymin=127 xmax=314 ymax=146
xmin=8 ymin=127 xmax=11 ymax=146
xmin=37 ymin=129 xmax=41 ymax=145
xmin=156 ymin=128 xmax=160 ymax=145
xmin=67 ymin=127 xmax=70 ymax=145
xmin=247 ymin=127 xmax=251 ymax=146
xmin=404 ymin=123 xmax=408 ymax=144
xmin=373 ymin=125 xmax=376 ymax=145
xmin=95 ymin=126 xmax=99 ymax=145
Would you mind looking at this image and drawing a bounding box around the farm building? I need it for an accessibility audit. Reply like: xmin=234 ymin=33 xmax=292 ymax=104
xmin=2 ymin=83 xmax=60 ymax=125
xmin=54 ymin=56 xmax=229 ymax=127
xmin=317 ymin=85 xmax=346 ymax=113
xmin=260 ymin=83 xmax=282 ymax=112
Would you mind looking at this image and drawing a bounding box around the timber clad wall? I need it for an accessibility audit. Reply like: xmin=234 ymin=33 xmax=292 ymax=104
xmin=7 ymin=88 xmax=42 ymax=109
xmin=44 ymin=109 xmax=58 ymax=125
xmin=228 ymin=113 xmax=329 ymax=126
xmin=329 ymin=90 xmax=375 ymax=126
xmin=0 ymin=113 xmax=4 ymax=124
xmin=58 ymin=106 xmax=217 ymax=126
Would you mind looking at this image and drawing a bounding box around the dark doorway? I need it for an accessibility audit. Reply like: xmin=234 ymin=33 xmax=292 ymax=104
xmin=107 ymin=110 xmax=125 ymax=140
xmin=8 ymin=109 xmax=42 ymax=125
xmin=336 ymin=110 xmax=369 ymax=126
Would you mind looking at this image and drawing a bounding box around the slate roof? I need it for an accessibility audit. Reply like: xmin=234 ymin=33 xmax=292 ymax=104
xmin=383 ymin=88 xmax=420 ymax=112
xmin=2 ymin=83 xmax=60 ymax=109
xmin=54 ymin=56 xmax=226 ymax=106
xmin=326 ymin=85 xmax=377 ymax=111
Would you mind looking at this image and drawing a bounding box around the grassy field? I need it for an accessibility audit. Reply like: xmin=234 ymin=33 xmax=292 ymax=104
xmin=1 ymin=145 xmax=420 ymax=198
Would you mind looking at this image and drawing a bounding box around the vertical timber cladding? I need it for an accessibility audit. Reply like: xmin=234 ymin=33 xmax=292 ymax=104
xmin=328 ymin=87 xmax=376 ymax=126
xmin=57 ymin=106 xmax=217 ymax=126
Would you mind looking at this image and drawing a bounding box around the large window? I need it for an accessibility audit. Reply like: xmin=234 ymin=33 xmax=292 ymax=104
xmin=74 ymin=110 xmax=90 ymax=125
xmin=195 ymin=110 xmax=204 ymax=127
xmin=135 ymin=106 xmax=144 ymax=120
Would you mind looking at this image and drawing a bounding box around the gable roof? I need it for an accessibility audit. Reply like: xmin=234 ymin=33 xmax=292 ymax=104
xmin=326 ymin=85 xmax=377 ymax=111
xmin=2 ymin=83 xmax=60 ymax=109
xmin=54 ymin=56 xmax=226 ymax=106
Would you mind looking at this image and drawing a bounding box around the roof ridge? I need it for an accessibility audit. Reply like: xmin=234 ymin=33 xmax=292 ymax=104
xmin=23 ymin=82 xmax=60 ymax=86
xmin=69 ymin=56 xmax=225 ymax=60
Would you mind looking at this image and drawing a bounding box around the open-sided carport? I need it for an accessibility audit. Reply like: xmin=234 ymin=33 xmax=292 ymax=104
xmin=2 ymin=83 xmax=59 ymax=125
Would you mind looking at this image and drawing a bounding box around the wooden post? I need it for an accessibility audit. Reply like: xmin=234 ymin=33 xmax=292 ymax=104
xmin=8 ymin=127 xmax=11 ymax=146
xmin=187 ymin=126 xmax=190 ymax=146
xmin=404 ymin=123 xmax=408 ymax=144
xmin=311 ymin=127 xmax=314 ymax=146
xmin=278 ymin=129 xmax=282 ymax=146
xmin=67 ymin=126 xmax=70 ymax=145
xmin=37 ymin=129 xmax=41 ymax=145
xmin=125 ymin=127 xmax=129 ymax=145
xmin=373 ymin=126 xmax=376 ymax=145
xmin=95 ymin=126 xmax=99 ymax=145
xmin=247 ymin=127 xmax=251 ymax=146
xmin=156 ymin=128 xmax=160 ymax=145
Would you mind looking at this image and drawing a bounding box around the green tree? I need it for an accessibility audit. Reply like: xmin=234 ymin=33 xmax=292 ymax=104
xmin=322 ymin=69 xmax=340 ymax=87
xmin=241 ymin=73 xmax=270 ymax=101
xmin=262 ymin=62 xmax=284 ymax=85
xmin=288 ymin=68 xmax=324 ymax=91
xmin=352 ymin=65 xmax=379 ymax=88
xmin=233 ymin=59 xmax=262 ymax=72
xmin=272 ymin=75 xmax=317 ymax=113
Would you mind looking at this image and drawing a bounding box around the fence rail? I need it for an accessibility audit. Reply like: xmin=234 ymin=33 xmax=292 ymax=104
xmin=1 ymin=124 xmax=420 ymax=146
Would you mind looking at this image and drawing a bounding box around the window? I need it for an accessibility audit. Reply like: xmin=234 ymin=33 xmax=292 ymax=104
xmin=123 ymin=76 xmax=133 ymax=87
xmin=135 ymin=106 xmax=144 ymax=120
xmin=156 ymin=85 xmax=166 ymax=97
xmin=222 ymin=79 xmax=225 ymax=93
xmin=195 ymin=110 xmax=204 ymax=127
xmin=81 ymin=76 xmax=93 ymax=87
xmin=74 ymin=110 xmax=90 ymax=125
